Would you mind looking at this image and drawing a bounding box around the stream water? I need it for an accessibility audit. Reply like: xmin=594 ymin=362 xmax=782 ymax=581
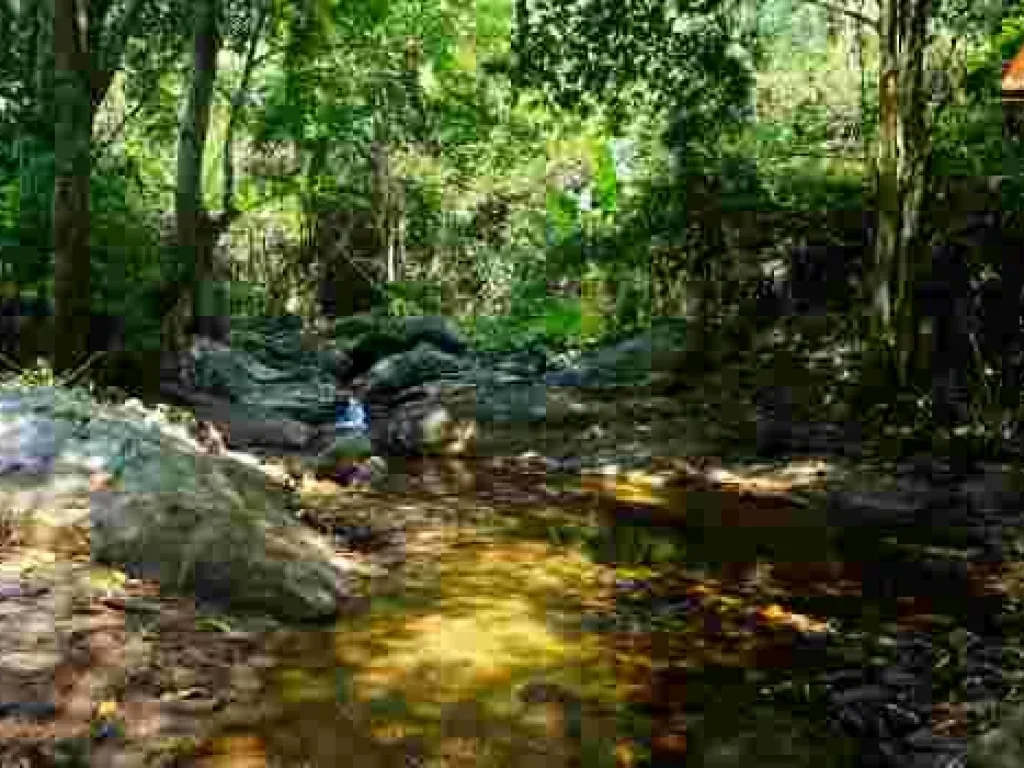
xmin=190 ymin=474 xmax=899 ymax=768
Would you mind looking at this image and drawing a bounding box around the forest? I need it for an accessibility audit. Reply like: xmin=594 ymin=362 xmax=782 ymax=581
xmin=1 ymin=0 xmax=1024 ymax=766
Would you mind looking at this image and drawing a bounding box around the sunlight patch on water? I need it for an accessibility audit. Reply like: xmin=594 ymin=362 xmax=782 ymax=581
xmin=332 ymin=538 xmax=616 ymax=709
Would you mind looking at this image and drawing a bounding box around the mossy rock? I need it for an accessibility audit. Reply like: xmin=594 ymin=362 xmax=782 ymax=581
xmin=333 ymin=313 xmax=400 ymax=342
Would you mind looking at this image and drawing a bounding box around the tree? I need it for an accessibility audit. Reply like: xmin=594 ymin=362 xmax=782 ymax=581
xmin=45 ymin=0 xmax=143 ymax=372
xmin=251 ymin=0 xmax=469 ymax=318
xmin=511 ymin=0 xmax=757 ymax=366
xmin=162 ymin=0 xmax=270 ymax=350
xmin=856 ymin=0 xmax=934 ymax=391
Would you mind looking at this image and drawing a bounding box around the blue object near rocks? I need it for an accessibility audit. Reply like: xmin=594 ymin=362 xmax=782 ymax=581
xmin=93 ymin=720 xmax=120 ymax=741
xmin=335 ymin=397 xmax=368 ymax=435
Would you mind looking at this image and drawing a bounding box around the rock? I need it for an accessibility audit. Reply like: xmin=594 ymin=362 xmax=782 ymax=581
xmin=331 ymin=313 xmax=468 ymax=361
xmin=321 ymin=347 xmax=353 ymax=380
xmin=370 ymin=389 xmax=477 ymax=457
xmin=91 ymin=482 xmax=345 ymax=623
xmin=402 ymin=315 xmax=469 ymax=356
xmin=358 ymin=343 xmax=465 ymax=402
xmin=881 ymin=703 xmax=926 ymax=737
xmin=172 ymin=391 xmax=315 ymax=453
xmin=829 ymin=464 xmax=1024 ymax=558
xmin=829 ymin=685 xmax=890 ymax=708
xmin=220 ymin=416 xmax=314 ymax=453
xmin=343 ymin=330 xmax=412 ymax=381
xmin=472 ymin=375 xmax=546 ymax=425
xmin=827 ymin=490 xmax=924 ymax=529
xmin=755 ymin=411 xmax=861 ymax=459
xmin=901 ymin=729 xmax=967 ymax=757
xmin=544 ymin=322 xmax=687 ymax=390
xmin=544 ymin=368 xmax=585 ymax=388
xmin=0 ymin=412 xmax=59 ymax=476
xmin=545 ymin=335 xmax=654 ymax=389
xmin=971 ymin=703 xmax=1024 ymax=768
xmin=862 ymin=557 xmax=973 ymax=602
xmin=188 ymin=332 xmax=337 ymax=425
xmin=754 ymin=385 xmax=861 ymax=458
xmin=0 ymin=389 xmax=346 ymax=624
xmin=332 ymin=312 xmax=392 ymax=342
xmin=332 ymin=315 xmax=417 ymax=380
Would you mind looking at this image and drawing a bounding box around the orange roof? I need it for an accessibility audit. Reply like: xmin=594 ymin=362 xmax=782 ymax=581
xmin=1004 ymin=46 xmax=1024 ymax=93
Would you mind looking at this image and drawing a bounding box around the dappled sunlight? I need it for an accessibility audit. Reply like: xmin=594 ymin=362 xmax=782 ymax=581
xmin=0 ymin=444 xmax=857 ymax=767
xmin=332 ymin=537 xmax=615 ymax=712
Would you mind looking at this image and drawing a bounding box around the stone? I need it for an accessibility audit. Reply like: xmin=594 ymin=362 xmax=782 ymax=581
xmin=544 ymin=321 xmax=688 ymax=390
xmin=187 ymin=330 xmax=337 ymax=426
xmin=401 ymin=315 xmax=469 ymax=356
xmin=370 ymin=391 xmax=477 ymax=458
xmin=358 ymin=343 xmax=465 ymax=402
xmin=0 ymin=389 xmax=348 ymax=624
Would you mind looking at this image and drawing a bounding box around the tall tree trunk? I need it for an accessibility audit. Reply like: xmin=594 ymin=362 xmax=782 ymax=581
xmin=52 ymin=0 xmax=93 ymax=373
xmin=48 ymin=0 xmax=141 ymax=374
xmin=17 ymin=0 xmax=53 ymax=288
xmin=371 ymin=136 xmax=399 ymax=284
xmin=207 ymin=0 xmax=267 ymax=335
xmin=165 ymin=0 xmax=221 ymax=352
xmin=165 ymin=0 xmax=266 ymax=348
xmin=864 ymin=0 xmax=932 ymax=390
xmin=681 ymin=175 xmax=724 ymax=372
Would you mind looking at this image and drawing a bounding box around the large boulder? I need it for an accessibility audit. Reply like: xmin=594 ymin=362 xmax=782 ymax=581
xmin=368 ymin=384 xmax=478 ymax=457
xmin=357 ymin=342 xmax=466 ymax=402
xmin=402 ymin=315 xmax=469 ymax=356
xmin=189 ymin=338 xmax=336 ymax=425
xmin=215 ymin=414 xmax=314 ymax=453
xmin=545 ymin=321 xmax=688 ymax=389
xmin=332 ymin=312 xmax=391 ymax=341
xmin=0 ymin=387 xmax=347 ymax=624
xmin=231 ymin=314 xmax=340 ymax=372
xmin=467 ymin=362 xmax=547 ymax=425
xmin=333 ymin=314 xmax=470 ymax=383
xmin=90 ymin=479 xmax=344 ymax=623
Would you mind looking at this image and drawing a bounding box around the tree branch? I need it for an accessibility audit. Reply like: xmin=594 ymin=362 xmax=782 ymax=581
xmin=800 ymin=0 xmax=879 ymax=30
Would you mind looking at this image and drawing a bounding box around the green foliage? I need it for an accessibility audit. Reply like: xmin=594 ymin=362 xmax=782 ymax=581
xmin=545 ymin=189 xmax=580 ymax=246
xmin=592 ymin=141 xmax=617 ymax=214
xmin=383 ymin=280 xmax=444 ymax=317
xmin=930 ymin=5 xmax=1024 ymax=202
xmin=512 ymin=0 xmax=754 ymax=123
xmin=6 ymin=359 xmax=57 ymax=388
xmin=229 ymin=281 xmax=269 ymax=317
xmin=333 ymin=312 xmax=397 ymax=341
xmin=459 ymin=267 xmax=642 ymax=354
